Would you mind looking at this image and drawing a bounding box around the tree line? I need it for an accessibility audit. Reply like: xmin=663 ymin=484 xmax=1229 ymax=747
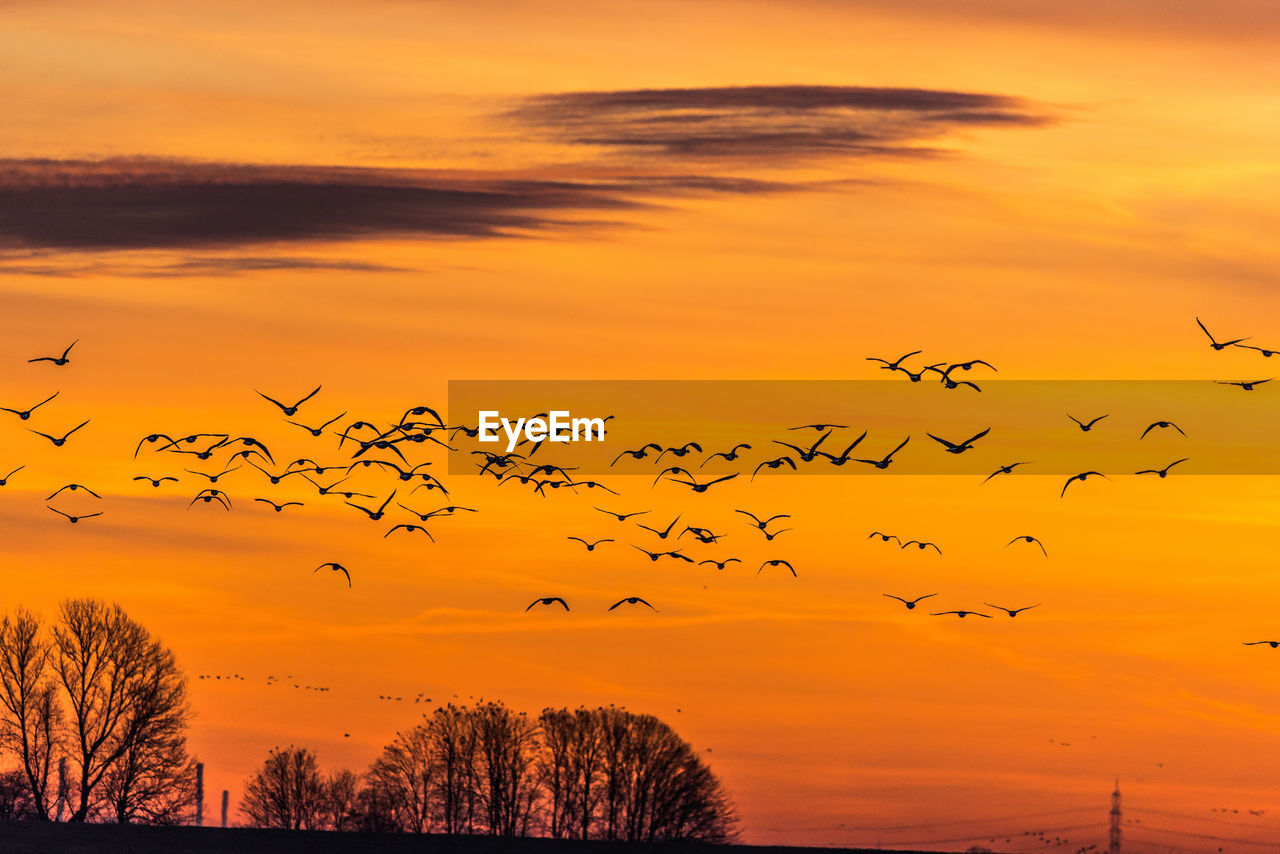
xmin=242 ymin=703 xmax=738 ymax=842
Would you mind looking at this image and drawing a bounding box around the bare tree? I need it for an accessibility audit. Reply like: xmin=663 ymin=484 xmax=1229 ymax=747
xmin=537 ymin=706 xmax=606 ymax=839
xmin=472 ymin=701 xmax=538 ymax=836
xmin=426 ymin=704 xmax=479 ymax=834
xmin=50 ymin=599 xmax=193 ymax=823
xmin=319 ymin=769 xmax=359 ymax=831
xmin=0 ymin=768 xmax=37 ymax=820
xmin=365 ymin=723 xmax=434 ymax=832
xmin=241 ymin=745 xmax=325 ymax=830
xmin=0 ymin=607 xmax=60 ymax=820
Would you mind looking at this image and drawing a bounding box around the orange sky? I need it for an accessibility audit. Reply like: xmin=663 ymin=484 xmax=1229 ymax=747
xmin=3 ymin=1 xmax=1280 ymax=849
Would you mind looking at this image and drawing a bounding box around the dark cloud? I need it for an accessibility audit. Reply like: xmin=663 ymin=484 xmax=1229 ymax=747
xmin=509 ymin=84 xmax=1049 ymax=161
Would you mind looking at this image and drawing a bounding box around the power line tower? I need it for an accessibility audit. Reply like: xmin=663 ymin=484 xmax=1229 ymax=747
xmin=1108 ymin=779 xmax=1122 ymax=854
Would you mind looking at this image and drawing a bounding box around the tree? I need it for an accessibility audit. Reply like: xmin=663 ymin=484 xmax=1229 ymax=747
xmin=51 ymin=599 xmax=194 ymax=822
xmin=472 ymin=701 xmax=538 ymax=836
xmin=319 ymin=769 xmax=359 ymax=831
xmin=0 ymin=608 xmax=59 ymax=820
xmin=0 ymin=768 xmax=37 ymax=820
xmin=365 ymin=723 xmax=434 ymax=832
xmin=241 ymin=745 xmax=325 ymax=830
xmin=426 ymin=704 xmax=479 ymax=834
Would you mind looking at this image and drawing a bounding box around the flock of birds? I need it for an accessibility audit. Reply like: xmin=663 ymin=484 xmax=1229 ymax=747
xmin=4 ymin=318 xmax=1279 ymax=638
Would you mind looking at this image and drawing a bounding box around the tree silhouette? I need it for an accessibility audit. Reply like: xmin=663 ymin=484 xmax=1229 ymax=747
xmin=241 ymin=745 xmax=326 ymax=830
xmin=0 ymin=608 xmax=59 ymax=820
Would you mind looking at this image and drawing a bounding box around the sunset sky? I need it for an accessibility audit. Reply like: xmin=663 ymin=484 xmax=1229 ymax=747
xmin=4 ymin=1 xmax=1280 ymax=849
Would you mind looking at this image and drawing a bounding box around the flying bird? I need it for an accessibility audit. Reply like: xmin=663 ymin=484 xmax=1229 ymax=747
xmin=314 ymin=562 xmax=352 ymax=587
xmin=47 ymin=506 xmax=101 ymax=524
xmin=816 ymin=431 xmax=869 ymax=465
xmin=1006 ymin=535 xmax=1047 ymax=556
xmin=254 ymin=499 xmax=303 ymax=512
xmin=1196 ymin=317 xmax=1248 ymax=351
xmin=594 ymin=507 xmax=649 ymax=521
xmin=526 ymin=597 xmax=569 ymax=612
xmin=856 ymin=437 xmax=910 ymax=470
xmin=751 ymin=456 xmax=797 ymax=480
xmin=868 ymin=531 xmax=901 ymax=545
xmin=1136 ymin=458 xmax=1188 ymax=478
xmin=185 ymin=464 xmax=240 ymax=483
xmin=985 ymin=603 xmax=1041 ymax=617
xmin=654 ymin=442 xmax=703 ymax=464
xmin=1067 ymin=413 xmax=1108 ymax=432
xmin=901 ymin=540 xmax=942 ymax=554
xmin=1243 ymin=641 xmax=1280 ymax=648
xmin=608 ymin=596 xmax=657 ymax=612
xmin=188 ymin=489 xmax=231 ymax=510
xmin=1061 ymin=471 xmax=1109 ymax=497
xmin=736 ymin=510 xmax=790 ymax=531
xmin=384 ymin=524 xmax=434 ymax=541
xmin=568 ymin=537 xmax=613 ymax=551
xmin=926 ymin=427 xmax=990 ymax=454
xmin=133 ymin=476 xmax=178 ymax=487
xmin=346 ymin=490 xmax=396 ymax=521
xmin=883 ymin=593 xmax=937 ymax=610
xmin=664 ymin=473 xmax=738 ymax=493
xmin=757 ymin=559 xmax=797 ymax=577
xmin=612 ymin=444 xmax=663 ymax=465
xmin=701 ymin=444 xmax=752 ymax=465
xmin=28 ymin=420 xmax=89 ymax=447
xmin=1236 ymin=343 xmax=1278 ymax=357
xmin=1215 ymin=378 xmax=1273 ymax=391
xmin=788 ymin=423 xmax=847 ymax=431
xmin=773 ymin=430 xmax=832 ymax=462
xmin=699 ymin=558 xmax=742 ymax=570
xmin=46 ymin=484 xmax=100 ymax=500
xmin=1140 ymin=421 xmax=1185 ymax=439
xmin=27 ymin=340 xmax=77 ymax=366
xmin=0 ymin=466 xmax=23 ymax=487
xmin=1 ymin=392 xmax=58 ymax=421
xmin=866 ymin=350 xmax=922 ymax=372
xmin=983 ymin=461 xmax=1032 ymax=483
xmin=637 ymin=514 xmax=682 ymax=539
xmin=255 ymin=385 xmax=322 ymax=417
xmin=286 ymin=412 xmax=346 ymax=437
xmin=932 ymin=610 xmax=992 ymax=619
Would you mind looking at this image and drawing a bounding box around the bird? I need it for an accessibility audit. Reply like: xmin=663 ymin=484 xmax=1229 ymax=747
xmin=637 ymin=514 xmax=682 ymax=539
xmin=612 ymin=444 xmax=663 ymax=465
xmin=185 ymin=465 xmax=240 ymax=484
xmin=816 ymin=432 xmax=868 ymax=465
xmin=773 ymin=431 xmax=832 ymax=462
xmin=255 ymin=386 xmax=322 ymax=417
xmin=751 ymin=456 xmax=797 ymax=480
xmin=254 ymin=499 xmax=303 ymax=512
xmin=932 ymin=610 xmax=992 ymax=619
xmin=346 ymin=490 xmax=396 ymax=521
xmin=594 ymin=507 xmax=649 ymax=522
xmin=134 ymin=434 xmax=178 ymax=459
xmin=868 ymin=531 xmax=901 ymax=545
xmin=946 ymin=359 xmax=997 ymax=373
xmin=736 ymin=510 xmax=790 ymax=531
xmin=1236 ymin=343 xmax=1278 ymax=357
xmin=27 ymin=340 xmax=77 ymax=366
xmin=699 ymin=558 xmax=741 ymax=570
xmin=788 ymin=423 xmax=848 ymax=431
xmin=47 ymin=506 xmax=102 ymax=524
xmin=564 ymin=480 xmax=618 ymax=495
xmin=1067 ymin=413 xmax=1108 ymax=432
xmin=384 ymin=524 xmax=434 ymax=540
xmin=883 ymin=593 xmax=937 ymax=610
xmin=901 ymin=540 xmax=942 ymax=554
xmin=0 ymin=391 xmax=58 ymax=421
xmin=632 ymin=546 xmax=668 ymax=562
xmin=757 ymin=559 xmax=796 ymax=577
xmin=1140 ymin=421 xmax=1185 ymax=439
xmin=314 ymin=562 xmax=352 ymax=587
xmin=133 ymin=476 xmax=178 ymax=487
xmin=983 ymin=461 xmax=1032 ymax=483
xmin=46 ymin=484 xmax=101 ymax=500
xmin=856 ymin=437 xmax=910 ymax=470
xmin=608 ymin=596 xmax=657 ymax=612
xmin=654 ymin=442 xmax=703 ymax=464
xmin=664 ymin=473 xmax=738 ymax=493
xmin=1005 ymin=535 xmax=1047 ymax=556
xmin=1215 ymin=378 xmax=1273 ymax=391
xmin=986 ymin=603 xmax=1040 ymax=617
xmin=926 ymin=427 xmax=990 ymax=454
xmin=866 ymin=350 xmax=922 ymax=372
xmin=1061 ymin=471 xmax=1108 ymax=497
xmin=1196 ymin=317 xmax=1248 ymax=351
xmin=1243 ymin=641 xmax=1280 ymax=648
xmin=286 ymin=412 xmax=346 ymax=437
xmin=701 ymin=444 xmax=752 ymax=465
xmin=526 ymin=597 xmax=569 ymax=612
xmin=1136 ymin=458 xmax=1188 ymax=478
xmin=568 ymin=537 xmax=613 ymax=551
xmin=303 ymin=476 xmax=371 ymax=499
xmin=28 ymin=420 xmax=89 ymax=447
xmin=188 ymin=489 xmax=231 ymax=510
xmin=759 ymin=526 xmax=792 ymax=541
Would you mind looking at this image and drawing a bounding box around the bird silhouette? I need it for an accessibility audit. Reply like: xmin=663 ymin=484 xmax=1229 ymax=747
xmin=932 ymin=610 xmax=991 ymax=619
xmin=699 ymin=558 xmax=742 ymax=570
xmin=303 ymin=476 xmax=372 ymax=499
xmin=47 ymin=484 xmax=101 ymax=500
xmin=612 ymin=444 xmax=663 ymax=465
xmin=653 ymin=442 xmax=703 ymax=464
xmin=866 ymin=350 xmax=922 ymax=372
xmin=314 ymin=562 xmax=352 ymax=587
xmin=1061 ymin=471 xmax=1108 ymax=497
xmin=1215 ymin=378 xmax=1273 ymax=391
xmin=986 ymin=603 xmax=1040 ymax=617
xmin=1005 ymin=535 xmax=1047 ymax=556
xmin=736 ymin=510 xmax=790 ymax=531
xmin=816 ymin=431 xmax=869 ymax=465
xmin=901 ymin=540 xmax=942 ymax=554
xmin=1 ymin=392 xmax=58 ymax=421
xmin=254 ymin=499 xmax=303 ymax=512
xmin=856 ymin=437 xmax=910 ymax=470
xmin=637 ymin=514 xmax=682 ymax=539
xmin=47 ymin=506 xmax=102 ymax=524
xmin=28 ymin=340 xmax=77 ymax=366
xmin=773 ymin=430 xmax=832 ymax=462
xmin=664 ymin=473 xmax=738 ymax=493
xmin=568 ymin=537 xmax=613 ymax=551
xmin=188 ymin=489 xmax=231 ymax=510
xmin=608 ymin=596 xmax=657 ymax=612
xmin=751 ymin=456 xmax=797 ymax=480
xmin=255 ymin=385 xmax=322 ymax=416
xmin=757 ymin=559 xmax=796 ymax=577
xmin=789 ymin=423 xmax=847 ymax=431
xmin=1067 ymin=413 xmax=1108 ymax=432
xmin=983 ymin=461 xmax=1033 ymax=483
xmin=1243 ymin=641 xmax=1280 ymax=648
xmin=701 ymin=444 xmax=752 ymax=465
xmin=185 ymin=464 xmax=240 ymax=484
xmin=385 ymin=524 xmax=434 ymax=540
xmin=526 ymin=597 xmax=569 ymax=612
xmin=1140 ymin=421 xmax=1185 ymax=439
xmin=346 ymin=490 xmax=396 ymax=521
xmin=883 ymin=593 xmax=937 ymax=610
xmin=286 ymin=412 xmax=346 ymax=437
xmin=1236 ymin=343 xmax=1278 ymax=357
xmin=133 ymin=476 xmax=178 ymax=487
xmin=868 ymin=531 xmax=901 ymax=545
xmin=1196 ymin=317 xmax=1248 ymax=350
xmin=926 ymin=427 xmax=990 ymax=454
xmin=29 ymin=420 xmax=89 ymax=447
xmin=1136 ymin=458 xmax=1188 ymax=478
xmin=594 ymin=507 xmax=649 ymax=521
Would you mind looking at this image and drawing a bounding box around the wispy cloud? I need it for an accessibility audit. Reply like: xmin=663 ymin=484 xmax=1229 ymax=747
xmin=508 ymin=84 xmax=1049 ymax=162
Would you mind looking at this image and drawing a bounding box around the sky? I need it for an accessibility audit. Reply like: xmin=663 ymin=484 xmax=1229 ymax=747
xmin=3 ymin=1 xmax=1280 ymax=849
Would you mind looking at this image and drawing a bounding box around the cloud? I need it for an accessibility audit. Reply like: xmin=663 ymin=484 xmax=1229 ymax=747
xmin=508 ymin=84 xmax=1049 ymax=162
